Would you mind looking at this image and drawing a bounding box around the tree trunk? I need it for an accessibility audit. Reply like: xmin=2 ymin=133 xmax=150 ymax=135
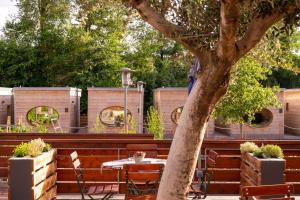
xmin=157 ymin=59 xmax=231 ymax=200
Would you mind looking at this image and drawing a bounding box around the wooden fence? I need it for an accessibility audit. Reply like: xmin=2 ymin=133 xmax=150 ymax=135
xmin=1 ymin=133 xmax=300 ymax=194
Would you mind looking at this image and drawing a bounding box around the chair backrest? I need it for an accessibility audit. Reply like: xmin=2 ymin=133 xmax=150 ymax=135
xmin=70 ymin=151 xmax=86 ymax=194
xmin=124 ymin=164 xmax=164 ymax=196
xmin=206 ymin=149 xmax=218 ymax=169
xmin=126 ymin=144 xmax=158 ymax=158
xmin=240 ymin=184 xmax=295 ymax=200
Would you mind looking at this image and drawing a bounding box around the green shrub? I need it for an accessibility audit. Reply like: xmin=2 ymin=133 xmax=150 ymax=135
xmin=37 ymin=125 xmax=48 ymax=133
xmin=253 ymin=148 xmax=263 ymax=158
xmin=147 ymin=106 xmax=164 ymax=139
xmin=240 ymin=142 xmax=259 ymax=153
xmin=13 ymin=143 xmax=29 ymax=157
xmin=261 ymin=144 xmax=284 ymax=158
xmin=12 ymin=138 xmax=52 ymax=157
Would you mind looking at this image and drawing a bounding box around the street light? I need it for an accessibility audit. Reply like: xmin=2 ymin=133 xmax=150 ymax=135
xmin=121 ymin=68 xmax=133 ymax=134
xmin=137 ymin=81 xmax=144 ymax=134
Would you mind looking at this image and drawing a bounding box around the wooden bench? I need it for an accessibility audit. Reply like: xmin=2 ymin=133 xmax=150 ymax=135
xmin=126 ymin=144 xmax=158 ymax=158
xmin=240 ymin=184 xmax=295 ymax=200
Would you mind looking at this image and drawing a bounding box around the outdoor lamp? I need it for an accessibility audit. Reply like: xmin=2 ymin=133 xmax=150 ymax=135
xmin=120 ymin=67 xmax=133 ymax=134
xmin=137 ymin=81 xmax=144 ymax=134
xmin=137 ymin=81 xmax=144 ymax=92
xmin=121 ymin=68 xmax=133 ymax=87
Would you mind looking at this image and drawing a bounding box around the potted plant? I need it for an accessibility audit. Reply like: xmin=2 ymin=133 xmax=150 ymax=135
xmin=9 ymin=138 xmax=57 ymax=200
xmin=133 ymin=151 xmax=146 ymax=163
xmin=240 ymin=142 xmax=285 ymax=187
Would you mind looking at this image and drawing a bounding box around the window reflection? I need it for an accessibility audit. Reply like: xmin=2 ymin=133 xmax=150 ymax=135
xmin=27 ymin=106 xmax=59 ymax=126
xmin=100 ymin=106 xmax=132 ymax=127
xmin=171 ymin=106 xmax=183 ymax=125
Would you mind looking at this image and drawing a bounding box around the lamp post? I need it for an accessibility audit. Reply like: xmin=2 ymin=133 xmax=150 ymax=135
xmin=137 ymin=81 xmax=144 ymax=134
xmin=121 ymin=68 xmax=133 ymax=134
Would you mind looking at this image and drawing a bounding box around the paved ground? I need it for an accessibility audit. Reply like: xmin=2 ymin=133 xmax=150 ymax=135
xmin=57 ymin=194 xmax=239 ymax=200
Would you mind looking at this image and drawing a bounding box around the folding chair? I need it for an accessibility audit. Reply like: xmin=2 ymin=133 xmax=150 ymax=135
xmin=124 ymin=163 xmax=164 ymax=200
xmin=70 ymin=151 xmax=118 ymax=200
xmin=189 ymin=149 xmax=218 ymax=199
xmin=240 ymin=184 xmax=295 ymax=200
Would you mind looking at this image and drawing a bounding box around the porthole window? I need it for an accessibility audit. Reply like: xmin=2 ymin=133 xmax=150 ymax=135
xmin=27 ymin=106 xmax=59 ymax=126
xmin=244 ymin=108 xmax=273 ymax=128
xmin=171 ymin=106 xmax=183 ymax=125
xmin=100 ymin=106 xmax=132 ymax=127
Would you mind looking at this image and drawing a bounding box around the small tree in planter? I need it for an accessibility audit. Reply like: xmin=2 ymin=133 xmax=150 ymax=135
xmin=240 ymin=142 xmax=285 ymax=187
xmin=9 ymin=138 xmax=57 ymax=200
xmin=147 ymin=106 xmax=164 ymax=139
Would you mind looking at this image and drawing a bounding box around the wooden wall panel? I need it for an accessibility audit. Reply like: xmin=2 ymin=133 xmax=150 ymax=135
xmin=1 ymin=134 xmax=300 ymax=194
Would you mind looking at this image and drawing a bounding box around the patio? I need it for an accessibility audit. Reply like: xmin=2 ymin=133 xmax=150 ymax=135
xmin=1 ymin=133 xmax=300 ymax=199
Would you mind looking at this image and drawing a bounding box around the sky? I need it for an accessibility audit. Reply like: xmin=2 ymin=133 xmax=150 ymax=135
xmin=0 ymin=0 xmax=18 ymax=30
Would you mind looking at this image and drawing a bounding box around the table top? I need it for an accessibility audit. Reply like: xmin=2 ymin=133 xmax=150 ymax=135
xmin=101 ymin=158 xmax=167 ymax=169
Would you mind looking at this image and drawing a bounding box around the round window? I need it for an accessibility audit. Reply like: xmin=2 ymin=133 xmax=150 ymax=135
xmin=171 ymin=106 xmax=183 ymax=125
xmin=99 ymin=106 xmax=132 ymax=127
xmin=245 ymin=108 xmax=273 ymax=128
xmin=27 ymin=106 xmax=59 ymax=126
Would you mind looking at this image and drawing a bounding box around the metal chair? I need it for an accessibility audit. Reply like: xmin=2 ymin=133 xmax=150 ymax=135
xmin=124 ymin=163 xmax=164 ymax=200
xmin=70 ymin=151 xmax=118 ymax=200
xmin=189 ymin=149 xmax=218 ymax=199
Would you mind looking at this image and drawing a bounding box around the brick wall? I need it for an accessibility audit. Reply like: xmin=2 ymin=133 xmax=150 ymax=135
xmin=153 ymin=87 xmax=214 ymax=135
xmin=284 ymin=89 xmax=300 ymax=135
xmin=88 ymin=88 xmax=143 ymax=133
xmin=13 ymin=87 xmax=80 ymax=133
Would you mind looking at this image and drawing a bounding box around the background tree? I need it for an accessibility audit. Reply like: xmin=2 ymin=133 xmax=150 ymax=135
xmin=214 ymin=56 xmax=281 ymax=137
xmin=122 ymin=0 xmax=300 ymax=199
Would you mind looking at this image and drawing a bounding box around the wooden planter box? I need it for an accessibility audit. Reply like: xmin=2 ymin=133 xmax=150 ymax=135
xmin=8 ymin=149 xmax=57 ymax=200
xmin=240 ymin=152 xmax=285 ymax=187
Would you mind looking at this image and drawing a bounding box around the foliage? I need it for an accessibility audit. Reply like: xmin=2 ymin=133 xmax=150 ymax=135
xmin=11 ymin=117 xmax=32 ymax=133
xmin=93 ymin=116 xmax=105 ymax=133
xmin=13 ymin=142 xmax=30 ymax=157
xmin=37 ymin=125 xmax=49 ymax=134
xmin=147 ymin=106 xmax=164 ymax=139
xmin=241 ymin=142 xmax=284 ymax=158
xmin=214 ymin=57 xmax=281 ymax=125
xmin=261 ymin=144 xmax=284 ymax=159
xmin=240 ymin=142 xmax=260 ymax=153
xmin=13 ymin=138 xmax=52 ymax=157
xmin=128 ymin=117 xmax=137 ymax=134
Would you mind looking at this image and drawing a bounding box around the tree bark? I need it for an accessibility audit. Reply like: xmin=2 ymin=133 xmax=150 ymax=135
xmin=157 ymin=57 xmax=231 ymax=199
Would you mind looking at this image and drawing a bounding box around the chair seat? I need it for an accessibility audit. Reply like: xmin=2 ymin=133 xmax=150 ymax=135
xmin=87 ymin=184 xmax=119 ymax=195
xmin=127 ymin=194 xmax=156 ymax=200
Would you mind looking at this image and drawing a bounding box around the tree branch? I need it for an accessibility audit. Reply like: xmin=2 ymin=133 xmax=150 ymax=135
xmin=236 ymin=5 xmax=300 ymax=59
xmin=125 ymin=0 xmax=210 ymax=63
xmin=217 ymin=0 xmax=240 ymax=61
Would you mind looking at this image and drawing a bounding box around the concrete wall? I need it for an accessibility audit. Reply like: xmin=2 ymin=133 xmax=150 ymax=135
xmin=284 ymin=89 xmax=300 ymax=135
xmin=0 ymin=88 xmax=13 ymax=125
xmin=153 ymin=88 xmax=214 ymax=136
xmin=13 ymin=87 xmax=81 ymax=133
xmin=88 ymin=88 xmax=143 ymax=133
xmin=216 ymin=91 xmax=285 ymax=135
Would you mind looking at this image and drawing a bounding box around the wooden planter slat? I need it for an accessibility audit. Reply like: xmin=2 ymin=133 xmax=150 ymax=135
xmin=34 ymin=173 xmax=57 ymax=199
xmin=33 ymin=149 xmax=57 ymax=171
xmin=9 ymin=149 xmax=57 ymax=200
xmin=33 ymin=161 xmax=57 ymax=186
xmin=38 ymin=185 xmax=57 ymax=200
xmin=240 ymin=152 xmax=285 ymax=187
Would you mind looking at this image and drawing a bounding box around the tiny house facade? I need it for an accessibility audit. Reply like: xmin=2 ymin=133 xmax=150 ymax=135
xmin=153 ymin=87 xmax=214 ymax=136
xmin=284 ymin=89 xmax=300 ymax=135
xmin=88 ymin=88 xmax=143 ymax=134
xmin=216 ymin=90 xmax=285 ymax=136
xmin=13 ymin=87 xmax=81 ymax=133
xmin=0 ymin=87 xmax=13 ymax=125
